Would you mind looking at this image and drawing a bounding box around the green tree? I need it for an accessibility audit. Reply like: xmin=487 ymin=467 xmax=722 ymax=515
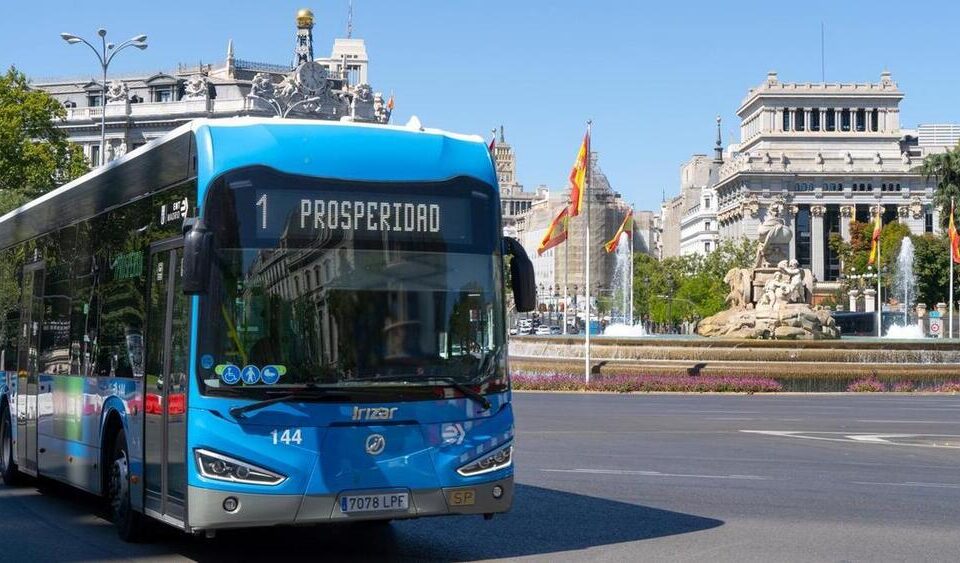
xmin=911 ymin=234 xmax=952 ymax=307
xmin=0 ymin=66 xmax=87 ymax=214
xmin=633 ymin=239 xmax=755 ymax=326
xmin=919 ymin=144 xmax=960 ymax=228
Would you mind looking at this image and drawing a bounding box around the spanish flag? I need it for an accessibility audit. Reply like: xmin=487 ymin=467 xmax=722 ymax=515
xmin=604 ymin=210 xmax=634 ymax=253
xmin=949 ymin=202 xmax=960 ymax=264
xmin=567 ymin=130 xmax=590 ymax=217
xmin=867 ymin=209 xmax=882 ymax=265
xmin=538 ymin=207 xmax=569 ymax=255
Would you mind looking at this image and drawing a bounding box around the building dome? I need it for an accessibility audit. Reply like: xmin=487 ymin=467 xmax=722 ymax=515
xmin=296 ymin=8 xmax=315 ymax=28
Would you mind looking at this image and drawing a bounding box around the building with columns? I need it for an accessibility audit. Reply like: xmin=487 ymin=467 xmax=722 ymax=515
xmin=32 ymin=9 xmax=390 ymax=166
xmin=712 ymin=70 xmax=944 ymax=283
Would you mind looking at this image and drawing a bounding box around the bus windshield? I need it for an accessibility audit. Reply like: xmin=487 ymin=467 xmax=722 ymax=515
xmin=196 ymin=167 xmax=505 ymax=396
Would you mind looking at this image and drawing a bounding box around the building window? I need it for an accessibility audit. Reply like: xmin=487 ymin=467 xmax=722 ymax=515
xmin=704 ymin=221 xmax=711 ymax=231
xmin=925 ymin=206 xmax=934 ymax=233
xmin=810 ymin=108 xmax=820 ymax=131
xmin=826 ymin=109 xmax=836 ymax=131
xmin=87 ymin=94 xmax=102 ymax=107
xmin=856 ymin=109 xmax=866 ymax=132
xmin=795 ymin=109 xmax=805 ymax=131
xmin=90 ymin=145 xmax=100 ymax=167
xmin=152 ymin=87 xmax=174 ymax=103
xmin=704 ymin=197 xmax=711 ymax=209
xmin=796 ymin=205 xmax=811 ymax=269
xmin=871 ymin=109 xmax=879 ymax=132
xmin=704 ymin=241 xmax=711 ymax=253
xmin=841 ymin=109 xmax=851 ymax=131
xmin=782 ymin=110 xmax=790 ymax=131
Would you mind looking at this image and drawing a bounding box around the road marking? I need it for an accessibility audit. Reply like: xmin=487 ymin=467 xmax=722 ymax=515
xmin=705 ymin=417 xmax=755 ymax=421
xmin=852 ymin=481 xmax=960 ymax=490
xmin=541 ymin=468 xmax=771 ymax=480
xmin=857 ymin=420 xmax=960 ymax=424
xmin=741 ymin=430 xmax=960 ymax=449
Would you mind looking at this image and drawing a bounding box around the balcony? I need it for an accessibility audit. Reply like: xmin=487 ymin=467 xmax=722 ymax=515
xmin=62 ymin=97 xmax=260 ymax=123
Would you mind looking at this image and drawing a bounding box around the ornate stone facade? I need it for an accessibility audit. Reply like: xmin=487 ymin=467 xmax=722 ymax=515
xmin=709 ymin=71 xmax=948 ymax=283
xmin=32 ymin=11 xmax=386 ymax=166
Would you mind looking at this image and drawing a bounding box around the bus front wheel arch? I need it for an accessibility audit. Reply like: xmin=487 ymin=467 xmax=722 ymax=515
xmin=1 ymin=399 xmax=23 ymax=486
xmin=105 ymin=426 xmax=149 ymax=542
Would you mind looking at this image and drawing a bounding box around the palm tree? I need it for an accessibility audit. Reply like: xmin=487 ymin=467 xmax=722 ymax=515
xmin=920 ymin=144 xmax=960 ymax=228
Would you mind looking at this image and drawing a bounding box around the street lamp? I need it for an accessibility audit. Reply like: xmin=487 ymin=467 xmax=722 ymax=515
xmin=61 ymin=29 xmax=147 ymax=166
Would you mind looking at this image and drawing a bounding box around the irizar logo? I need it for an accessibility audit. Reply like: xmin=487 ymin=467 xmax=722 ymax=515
xmin=352 ymin=406 xmax=398 ymax=421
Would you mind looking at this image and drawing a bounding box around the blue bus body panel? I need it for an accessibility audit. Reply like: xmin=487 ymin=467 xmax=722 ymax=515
xmin=187 ymin=398 xmax=513 ymax=495
xmin=182 ymin=119 xmax=511 ymax=503
xmin=193 ymin=120 xmax=498 ymax=207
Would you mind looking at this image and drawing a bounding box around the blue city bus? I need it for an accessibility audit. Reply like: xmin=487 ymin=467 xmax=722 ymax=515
xmin=0 ymin=118 xmax=536 ymax=540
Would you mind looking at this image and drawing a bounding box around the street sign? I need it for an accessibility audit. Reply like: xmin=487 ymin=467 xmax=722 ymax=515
xmin=929 ymin=318 xmax=943 ymax=337
xmin=930 ymin=311 xmax=941 ymax=318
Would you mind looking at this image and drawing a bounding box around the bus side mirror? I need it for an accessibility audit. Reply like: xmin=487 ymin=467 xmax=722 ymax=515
xmin=183 ymin=217 xmax=212 ymax=295
xmin=503 ymin=237 xmax=536 ymax=312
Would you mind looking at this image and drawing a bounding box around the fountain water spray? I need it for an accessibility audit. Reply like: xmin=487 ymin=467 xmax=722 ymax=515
xmin=885 ymin=236 xmax=924 ymax=338
xmin=604 ymin=232 xmax=646 ymax=336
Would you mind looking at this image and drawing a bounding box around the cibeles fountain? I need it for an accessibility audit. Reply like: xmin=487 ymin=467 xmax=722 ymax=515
xmin=697 ymin=204 xmax=840 ymax=340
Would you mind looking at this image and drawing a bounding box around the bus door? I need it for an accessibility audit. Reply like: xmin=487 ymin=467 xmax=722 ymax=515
xmin=16 ymin=261 xmax=43 ymax=477
xmin=144 ymin=241 xmax=190 ymax=524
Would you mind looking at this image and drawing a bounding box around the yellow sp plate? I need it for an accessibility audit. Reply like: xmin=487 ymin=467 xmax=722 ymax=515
xmin=449 ymin=489 xmax=476 ymax=506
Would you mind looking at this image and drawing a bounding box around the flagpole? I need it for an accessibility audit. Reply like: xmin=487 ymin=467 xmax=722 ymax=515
xmin=876 ymin=205 xmax=882 ymax=337
xmin=629 ymin=205 xmax=635 ymax=326
xmin=584 ymin=120 xmax=593 ymax=384
xmin=563 ymin=219 xmax=569 ymax=336
xmin=940 ymin=197 xmax=953 ymax=338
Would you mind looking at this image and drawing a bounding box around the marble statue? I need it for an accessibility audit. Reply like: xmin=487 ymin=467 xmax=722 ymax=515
xmin=697 ymin=213 xmax=839 ymax=340
xmin=106 ymin=80 xmax=128 ymax=104
xmin=183 ymin=76 xmax=209 ymax=100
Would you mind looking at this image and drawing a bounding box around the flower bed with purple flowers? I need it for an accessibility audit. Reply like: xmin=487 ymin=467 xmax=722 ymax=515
xmin=847 ymin=378 xmax=960 ymax=393
xmin=510 ymin=372 xmax=960 ymax=393
xmin=511 ymin=372 xmax=783 ymax=393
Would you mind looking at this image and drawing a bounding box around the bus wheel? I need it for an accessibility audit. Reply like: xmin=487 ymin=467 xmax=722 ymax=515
xmin=0 ymin=403 xmax=22 ymax=486
xmin=107 ymin=429 xmax=148 ymax=542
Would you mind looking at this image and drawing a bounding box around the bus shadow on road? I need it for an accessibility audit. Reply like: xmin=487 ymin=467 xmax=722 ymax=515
xmin=185 ymin=484 xmax=723 ymax=561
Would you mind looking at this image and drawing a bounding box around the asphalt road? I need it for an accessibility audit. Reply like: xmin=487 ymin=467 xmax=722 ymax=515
xmin=1 ymin=393 xmax=959 ymax=562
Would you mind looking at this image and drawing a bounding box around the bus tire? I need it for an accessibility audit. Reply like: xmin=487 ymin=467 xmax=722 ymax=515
xmin=107 ymin=428 xmax=148 ymax=542
xmin=0 ymin=402 xmax=22 ymax=486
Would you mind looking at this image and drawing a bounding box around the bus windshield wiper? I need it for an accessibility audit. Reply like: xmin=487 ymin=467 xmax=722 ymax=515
xmin=348 ymin=373 xmax=492 ymax=411
xmin=229 ymin=385 xmax=350 ymax=420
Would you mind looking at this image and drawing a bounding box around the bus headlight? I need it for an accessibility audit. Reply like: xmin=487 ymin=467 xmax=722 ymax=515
xmin=456 ymin=443 xmax=513 ymax=477
xmin=194 ymin=449 xmax=286 ymax=486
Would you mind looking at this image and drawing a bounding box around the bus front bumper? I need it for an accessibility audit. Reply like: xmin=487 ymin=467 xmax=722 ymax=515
xmin=185 ymin=476 xmax=513 ymax=531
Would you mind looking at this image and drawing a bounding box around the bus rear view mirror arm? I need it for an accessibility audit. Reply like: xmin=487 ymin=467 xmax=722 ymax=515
xmin=183 ymin=217 xmax=213 ymax=295
xmin=503 ymin=236 xmax=536 ymax=313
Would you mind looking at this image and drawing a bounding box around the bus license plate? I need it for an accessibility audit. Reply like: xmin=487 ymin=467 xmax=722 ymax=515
xmin=339 ymin=493 xmax=409 ymax=514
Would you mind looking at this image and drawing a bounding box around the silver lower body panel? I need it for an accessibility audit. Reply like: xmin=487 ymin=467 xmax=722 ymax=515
xmin=185 ymin=476 xmax=513 ymax=531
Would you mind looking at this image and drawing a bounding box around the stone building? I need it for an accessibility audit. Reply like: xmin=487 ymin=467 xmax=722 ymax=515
xmin=712 ymin=71 xmax=944 ymax=283
xmin=515 ymin=155 xmax=634 ymax=313
xmin=659 ymin=144 xmax=723 ymax=258
xmin=33 ymin=9 xmax=391 ymax=166
xmin=492 ymin=126 xmax=549 ymax=237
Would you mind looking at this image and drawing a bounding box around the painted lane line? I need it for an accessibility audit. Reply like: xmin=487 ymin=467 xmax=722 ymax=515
xmin=852 ymin=481 xmax=960 ymax=490
xmin=541 ymin=468 xmax=771 ymax=480
xmin=856 ymin=420 xmax=960 ymax=424
xmin=740 ymin=430 xmax=960 ymax=449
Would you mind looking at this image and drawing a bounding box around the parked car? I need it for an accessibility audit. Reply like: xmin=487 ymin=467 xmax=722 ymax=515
xmin=535 ymin=326 xmax=552 ymax=336
xmin=549 ymin=326 xmax=562 ymax=334
xmin=509 ymin=327 xmax=518 ymax=335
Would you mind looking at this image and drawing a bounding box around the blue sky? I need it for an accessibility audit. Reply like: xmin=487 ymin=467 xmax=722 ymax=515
xmin=4 ymin=0 xmax=960 ymax=211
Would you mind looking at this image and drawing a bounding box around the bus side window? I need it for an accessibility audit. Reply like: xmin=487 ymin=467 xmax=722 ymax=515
xmin=40 ymin=226 xmax=76 ymax=376
xmin=0 ymin=249 xmax=21 ymax=373
xmin=71 ymin=226 xmax=99 ymax=377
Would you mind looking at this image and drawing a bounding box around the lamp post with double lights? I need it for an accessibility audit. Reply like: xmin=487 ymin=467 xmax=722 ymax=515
xmin=60 ymin=29 xmax=147 ymax=166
